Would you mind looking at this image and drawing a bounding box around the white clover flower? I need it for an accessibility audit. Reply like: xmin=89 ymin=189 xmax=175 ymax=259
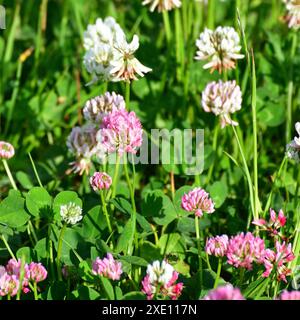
xmin=83 ymin=17 xmax=151 ymax=83
xmin=142 ymin=0 xmax=182 ymax=12
xmin=110 ymin=34 xmax=152 ymax=82
xmin=146 ymin=260 xmax=174 ymax=285
xmin=60 ymin=202 xmax=83 ymax=225
xmin=67 ymin=124 xmax=99 ymax=159
xmin=66 ymin=124 xmax=106 ymax=175
xmin=283 ymin=0 xmax=300 ymax=29
xmin=83 ymin=92 xmax=125 ymax=124
xmin=202 ymin=80 xmax=242 ymax=128
xmin=286 ymin=122 xmax=300 ymax=162
xmin=195 ymin=26 xmax=244 ymax=73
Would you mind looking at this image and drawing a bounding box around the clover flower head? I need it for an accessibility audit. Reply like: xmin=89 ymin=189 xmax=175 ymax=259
xmin=282 ymin=0 xmax=300 ymax=29
xmin=92 ymin=253 xmax=122 ymax=281
xmin=83 ymin=92 xmax=125 ymax=124
xmin=206 ymin=235 xmax=229 ymax=257
xmin=83 ymin=17 xmax=151 ymax=83
xmin=0 ymin=273 xmax=19 ymax=297
xmin=202 ymin=80 xmax=242 ymax=128
xmin=98 ymin=108 xmax=143 ymax=156
xmin=83 ymin=17 xmax=124 ymax=82
xmin=110 ymin=34 xmax=152 ymax=82
xmin=195 ymin=26 xmax=244 ymax=73
xmin=226 ymin=232 xmax=266 ymax=270
xmin=181 ymin=187 xmax=215 ymax=217
xmin=278 ymin=290 xmax=300 ymax=300
xmin=142 ymin=0 xmax=182 ymax=12
xmin=286 ymin=122 xmax=300 ymax=162
xmin=60 ymin=202 xmax=83 ymax=225
xmin=203 ymin=284 xmax=245 ymax=300
xmin=0 ymin=141 xmax=15 ymax=160
xmin=141 ymin=260 xmax=183 ymax=300
xmin=252 ymin=209 xmax=286 ymax=238
xmin=28 ymin=262 xmax=47 ymax=283
xmin=262 ymin=241 xmax=295 ymax=282
xmin=90 ymin=172 xmax=112 ymax=191
xmin=66 ymin=124 xmax=106 ymax=175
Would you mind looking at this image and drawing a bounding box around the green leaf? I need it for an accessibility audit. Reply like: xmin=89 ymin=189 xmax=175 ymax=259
xmin=47 ymin=281 xmax=67 ymax=300
xmin=99 ymin=276 xmax=115 ymax=300
xmin=16 ymin=171 xmax=34 ymax=189
xmin=122 ymin=292 xmax=146 ymax=300
xmin=0 ymin=224 xmax=13 ymax=236
xmin=208 ymin=181 xmax=228 ymax=208
xmin=115 ymin=218 xmax=134 ymax=253
xmin=75 ymin=285 xmax=100 ymax=300
xmin=110 ymin=197 xmax=132 ymax=216
xmin=257 ymin=102 xmax=285 ymax=127
xmin=119 ymin=256 xmax=148 ymax=267
xmin=26 ymin=187 xmax=52 ymax=217
xmin=139 ymin=241 xmax=162 ymax=262
xmin=53 ymin=191 xmax=82 ymax=220
xmin=16 ymin=247 xmax=35 ymax=261
xmin=80 ymin=205 xmax=103 ymax=240
xmin=158 ymin=233 xmax=185 ymax=256
xmin=34 ymin=238 xmax=48 ymax=259
xmin=0 ymin=193 xmax=30 ymax=228
xmin=136 ymin=213 xmax=152 ymax=232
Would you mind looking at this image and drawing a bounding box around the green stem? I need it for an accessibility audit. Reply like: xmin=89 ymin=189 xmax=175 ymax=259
xmin=100 ymin=190 xmax=112 ymax=233
xmin=108 ymin=155 xmax=121 ymax=201
xmin=2 ymin=159 xmax=18 ymax=191
xmin=263 ymin=157 xmax=287 ymax=216
xmin=56 ymin=223 xmax=67 ymax=281
xmin=232 ymin=126 xmax=256 ymax=221
xmin=195 ymin=216 xmax=203 ymax=292
xmin=206 ymin=123 xmax=219 ymax=185
xmin=1 ymin=235 xmax=16 ymax=260
xmin=286 ymin=32 xmax=297 ymax=144
xmin=33 ymin=282 xmax=38 ymax=300
xmin=251 ymin=50 xmax=260 ymax=219
xmin=125 ymin=81 xmax=130 ymax=109
xmin=28 ymin=152 xmax=43 ymax=187
xmin=123 ymin=155 xmax=137 ymax=255
xmin=35 ymin=0 xmax=48 ymax=63
xmin=207 ymin=0 xmax=215 ymax=29
xmin=28 ymin=220 xmax=38 ymax=244
xmin=4 ymin=2 xmax=20 ymax=63
xmin=4 ymin=60 xmax=23 ymax=135
xmin=213 ymin=258 xmax=222 ymax=289
xmin=162 ymin=10 xmax=172 ymax=45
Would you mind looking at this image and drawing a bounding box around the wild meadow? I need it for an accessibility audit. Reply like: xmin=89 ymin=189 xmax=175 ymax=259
xmin=0 ymin=0 xmax=300 ymax=301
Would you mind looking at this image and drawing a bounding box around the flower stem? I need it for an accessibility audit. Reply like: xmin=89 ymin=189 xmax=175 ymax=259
xmin=250 ymin=50 xmax=261 ymax=220
xmin=123 ymin=155 xmax=137 ymax=255
xmin=213 ymin=258 xmax=222 ymax=289
xmin=33 ymin=282 xmax=38 ymax=300
xmin=162 ymin=10 xmax=172 ymax=45
xmin=207 ymin=0 xmax=215 ymax=29
xmin=56 ymin=223 xmax=67 ymax=281
xmin=232 ymin=126 xmax=256 ymax=221
xmin=125 ymin=81 xmax=130 ymax=109
xmin=286 ymin=32 xmax=298 ymax=144
xmin=109 ymin=155 xmax=121 ymax=201
xmin=28 ymin=152 xmax=43 ymax=187
xmin=100 ymin=190 xmax=112 ymax=233
xmin=206 ymin=122 xmax=219 ymax=185
xmin=195 ymin=216 xmax=203 ymax=291
xmin=2 ymin=159 xmax=17 ymax=190
xmin=1 ymin=235 xmax=16 ymax=260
